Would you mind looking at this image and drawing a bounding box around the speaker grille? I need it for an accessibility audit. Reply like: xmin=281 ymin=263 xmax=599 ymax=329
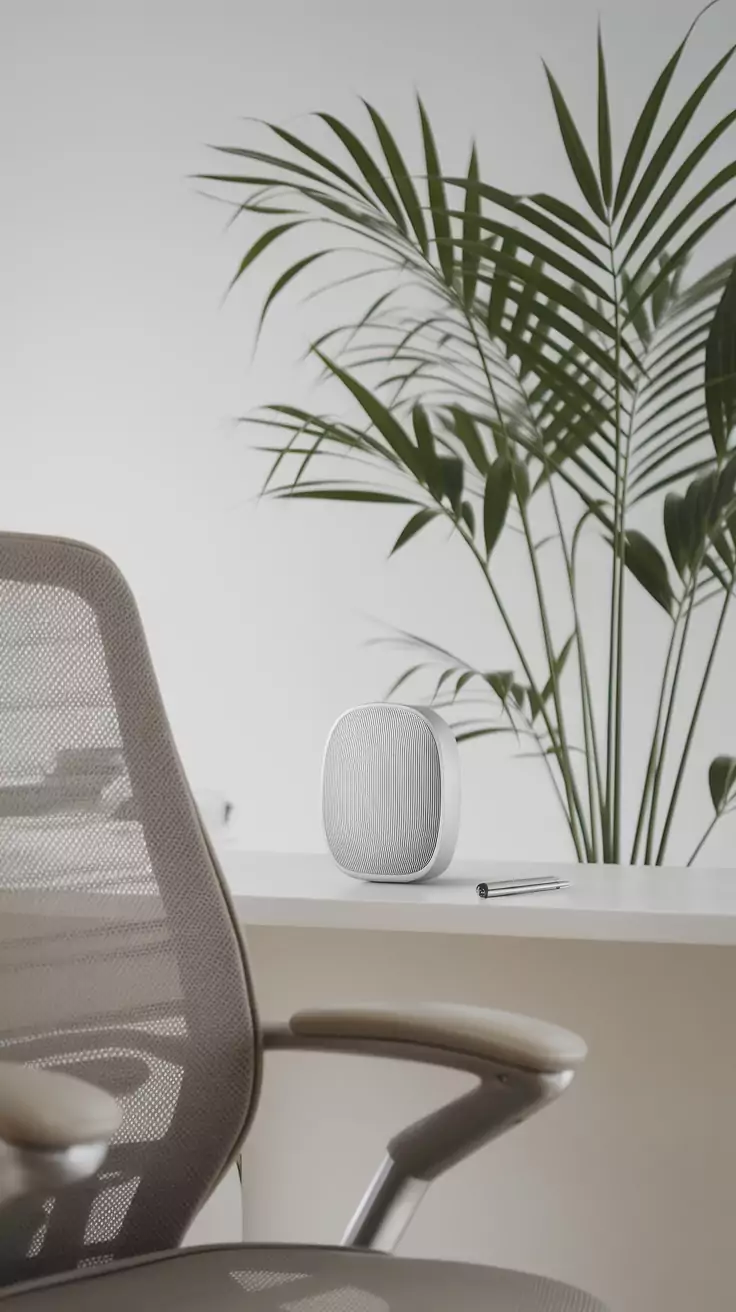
xmin=323 ymin=705 xmax=442 ymax=878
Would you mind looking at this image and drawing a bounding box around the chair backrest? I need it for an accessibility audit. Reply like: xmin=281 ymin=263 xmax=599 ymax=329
xmin=0 ymin=533 xmax=260 ymax=1285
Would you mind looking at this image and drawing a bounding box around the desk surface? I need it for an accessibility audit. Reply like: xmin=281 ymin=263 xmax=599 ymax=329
xmin=220 ymin=850 xmax=736 ymax=945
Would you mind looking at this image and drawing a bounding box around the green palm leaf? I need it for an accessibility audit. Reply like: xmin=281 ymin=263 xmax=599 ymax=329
xmin=597 ymin=28 xmax=613 ymax=208
xmin=390 ymin=508 xmax=439 ymax=554
xmin=256 ymin=252 xmax=327 ymax=336
xmin=529 ymin=192 xmax=606 ymax=242
xmin=362 ymin=101 xmax=429 ymax=253
xmin=317 ymin=352 xmax=424 ymax=477
xmin=277 ymin=486 xmax=417 ymax=504
xmin=228 ymin=221 xmax=303 ymax=290
xmin=418 ymin=96 xmax=454 ymax=285
xmin=628 ymin=165 xmax=736 ymax=291
xmin=705 ymin=262 xmax=736 ymax=455
xmin=267 ymin=123 xmax=376 ymax=201
xmin=483 ymin=458 xmax=513 ymax=557
xmin=318 ymin=113 xmax=408 ymax=232
xmin=623 ymin=110 xmax=736 ymax=266
xmin=612 ymin=27 xmax=690 ymax=216
xmin=474 ymin=249 xmax=614 ymax=338
xmin=461 ymin=146 xmax=482 ymax=306
xmin=624 ymin=199 xmax=736 ymax=326
xmin=458 ymin=219 xmax=611 ymax=299
xmin=617 ymin=45 xmax=736 ymax=240
xmin=543 ymin=65 xmax=606 ymax=220
xmin=448 ymin=180 xmax=608 ymax=264
xmin=446 ymin=406 xmax=490 ymax=474
xmin=487 ymin=233 xmax=517 ymax=337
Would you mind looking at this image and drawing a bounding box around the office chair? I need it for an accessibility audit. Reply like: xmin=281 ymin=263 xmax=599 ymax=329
xmin=0 ymin=533 xmax=607 ymax=1311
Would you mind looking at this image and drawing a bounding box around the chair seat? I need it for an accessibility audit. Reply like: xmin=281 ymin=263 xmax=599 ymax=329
xmin=1 ymin=1244 xmax=607 ymax=1311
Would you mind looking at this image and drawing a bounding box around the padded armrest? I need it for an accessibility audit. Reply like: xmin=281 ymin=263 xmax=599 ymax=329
xmin=286 ymin=1004 xmax=587 ymax=1075
xmin=264 ymin=1002 xmax=587 ymax=1251
xmin=0 ymin=1063 xmax=121 ymax=1150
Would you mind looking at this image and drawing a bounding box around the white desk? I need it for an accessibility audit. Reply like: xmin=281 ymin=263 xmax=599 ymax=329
xmin=222 ymin=849 xmax=736 ymax=945
xmin=221 ymin=849 xmax=736 ymax=1312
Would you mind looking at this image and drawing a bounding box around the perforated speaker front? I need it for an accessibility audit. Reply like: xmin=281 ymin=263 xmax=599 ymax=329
xmin=323 ymin=704 xmax=442 ymax=879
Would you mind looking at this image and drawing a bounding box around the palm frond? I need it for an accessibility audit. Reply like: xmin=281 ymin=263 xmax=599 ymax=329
xmin=207 ymin=16 xmax=736 ymax=867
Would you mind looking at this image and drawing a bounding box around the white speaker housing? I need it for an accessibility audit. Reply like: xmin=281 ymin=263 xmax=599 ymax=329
xmin=322 ymin=703 xmax=460 ymax=883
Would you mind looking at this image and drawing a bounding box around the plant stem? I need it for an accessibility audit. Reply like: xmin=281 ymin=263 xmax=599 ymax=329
xmin=686 ymin=812 xmax=720 ymax=867
xmin=513 ymin=364 xmax=606 ymax=860
xmin=655 ymin=571 xmax=736 ymax=864
xmin=465 ymin=312 xmax=592 ymax=859
xmin=643 ymin=587 xmax=696 ymax=863
xmin=629 ymin=591 xmax=687 ymax=863
xmin=516 ymin=494 xmax=594 ymax=859
xmin=547 ymin=478 xmax=606 ymax=861
xmin=509 ymin=700 xmax=574 ymax=838
xmin=420 ymin=463 xmax=586 ymax=861
xmin=613 ymin=366 xmax=649 ymax=862
xmin=578 ymin=622 xmax=604 ymax=860
xmin=606 ymin=228 xmax=624 ymax=864
xmin=463 ymin=530 xmax=587 ymax=861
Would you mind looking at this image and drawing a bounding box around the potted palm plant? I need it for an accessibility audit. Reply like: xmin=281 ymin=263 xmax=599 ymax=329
xmin=203 ymin=7 xmax=736 ymax=865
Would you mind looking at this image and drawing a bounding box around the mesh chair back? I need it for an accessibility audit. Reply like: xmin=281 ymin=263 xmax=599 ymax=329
xmin=0 ymin=534 xmax=260 ymax=1285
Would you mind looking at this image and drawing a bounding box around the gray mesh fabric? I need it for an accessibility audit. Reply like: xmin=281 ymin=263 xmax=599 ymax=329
xmin=0 ymin=1246 xmax=609 ymax=1311
xmin=0 ymin=535 xmax=260 ymax=1285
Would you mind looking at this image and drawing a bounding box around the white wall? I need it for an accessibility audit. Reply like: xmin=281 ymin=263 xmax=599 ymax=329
xmin=4 ymin=0 xmax=736 ymax=867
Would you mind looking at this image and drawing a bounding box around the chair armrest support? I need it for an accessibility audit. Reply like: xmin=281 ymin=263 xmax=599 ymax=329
xmin=263 ymin=1004 xmax=586 ymax=1250
xmin=0 ymin=1063 xmax=122 ymax=1208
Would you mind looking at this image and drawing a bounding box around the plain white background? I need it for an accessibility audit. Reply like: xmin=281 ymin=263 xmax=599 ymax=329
xmin=3 ymin=0 xmax=736 ymax=867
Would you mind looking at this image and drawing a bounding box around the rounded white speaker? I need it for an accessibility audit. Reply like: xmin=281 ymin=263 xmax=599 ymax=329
xmin=322 ymin=703 xmax=460 ymax=882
